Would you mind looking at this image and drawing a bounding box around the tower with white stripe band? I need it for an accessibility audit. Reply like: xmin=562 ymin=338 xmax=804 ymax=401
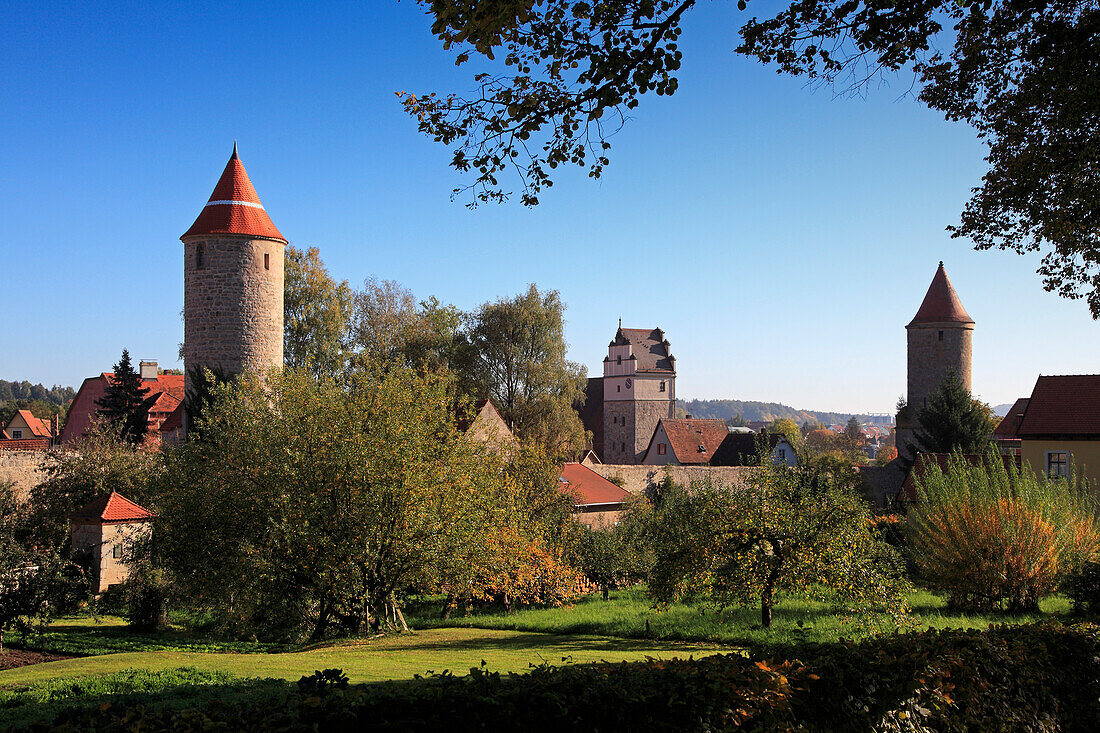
xmin=180 ymin=144 xmax=287 ymax=418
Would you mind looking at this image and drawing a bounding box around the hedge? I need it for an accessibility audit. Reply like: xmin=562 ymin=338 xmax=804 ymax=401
xmin=17 ymin=623 xmax=1100 ymax=732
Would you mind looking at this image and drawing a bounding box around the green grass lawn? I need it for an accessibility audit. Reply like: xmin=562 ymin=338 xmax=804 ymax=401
xmin=407 ymin=587 xmax=1074 ymax=648
xmin=0 ymin=627 xmax=731 ymax=687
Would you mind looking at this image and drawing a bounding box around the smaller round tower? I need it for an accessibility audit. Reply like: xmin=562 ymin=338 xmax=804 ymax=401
xmin=180 ymin=145 xmax=287 ymax=406
xmin=896 ymin=261 xmax=974 ymax=457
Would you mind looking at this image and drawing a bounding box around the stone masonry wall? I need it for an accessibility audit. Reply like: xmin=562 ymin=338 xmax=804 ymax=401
xmin=588 ymin=463 xmax=753 ymax=497
xmin=0 ymin=450 xmax=50 ymax=500
xmin=182 ymin=235 xmax=285 ymax=396
xmin=906 ymin=323 xmax=972 ymax=413
xmin=603 ymin=399 xmax=674 ymax=465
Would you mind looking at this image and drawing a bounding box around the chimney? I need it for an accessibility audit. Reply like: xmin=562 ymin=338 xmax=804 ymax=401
xmin=139 ymin=360 xmax=158 ymax=380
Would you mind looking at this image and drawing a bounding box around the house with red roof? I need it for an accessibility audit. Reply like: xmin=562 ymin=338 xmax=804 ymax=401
xmin=0 ymin=409 xmax=57 ymax=451
xmin=70 ymin=492 xmax=155 ymax=593
xmin=996 ymin=375 xmax=1100 ymax=483
xmin=558 ymin=462 xmax=634 ymax=527
xmin=60 ymin=361 xmax=184 ymax=447
xmin=641 ymin=418 xmax=797 ymax=467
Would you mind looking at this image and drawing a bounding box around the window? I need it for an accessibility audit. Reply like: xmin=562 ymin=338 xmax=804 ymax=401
xmin=659 ymin=381 xmax=666 ymax=392
xmin=616 ymin=355 xmax=622 ymax=365
xmin=1047 ymin=451 xmax=1069 ymax=478
xmin=264 ymin=252 xmax=270 ymax=270
xmin=657 ymin=443 xmax=666 ymax=455
xmin=778 ymin=448 xmax=786 ymax=461
xmin=938 ymin=330 xmax=944 ymax=342
xmin=617 ymin=385 xmax=621 ymax=393
xmin=112 ymin=544 xmax=123 ymax=559
xmin=11 ymin=430 xmax=21 ymax=439
xmin=196 ymin=243 xmax=205 ymax=270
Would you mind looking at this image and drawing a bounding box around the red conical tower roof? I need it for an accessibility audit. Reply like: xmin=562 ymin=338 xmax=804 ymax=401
xmin=908 ymin=261 xmax=973 ymax=326
xmin=181 ymin=144 xmax=286 ymax=242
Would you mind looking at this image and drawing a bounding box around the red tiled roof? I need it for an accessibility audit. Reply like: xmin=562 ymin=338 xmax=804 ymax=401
xmin=14 ymin=409 xmax=53 ymax=437
xmin=61 ymin=372 xmax=185 ymax=444
xmin=70 ymin=492 xmax=155 ymax=523
xmin=610 ymin=327 xmax=675 ymax=373
xmin=1016 ymin=375 xmax=1100 ymax=437
xmin=900 ymin=453 xmax=1022 ymax=502
xmin=656 ymin=418 xmax=729 ymax=464
xmin=181 ymin=145 xmax=286 ymax=242
xmin=908 ymin=262 xmax=973 ymax=326
xmin=0 ymin=437 xmax=50 ymax=451
xmin=559 ymin=463 xmax=632 ymax=507
xmin=994 ymin=398 xmax=1030 ymax=438
xmin=159 ymin=402 xmax=184 ymax=432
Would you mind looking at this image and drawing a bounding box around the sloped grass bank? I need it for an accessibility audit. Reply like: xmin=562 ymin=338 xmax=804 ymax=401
xmin=0 ymin=627 xmax=730 ymax=687
xmin=15 ymin=623 xmax=1100 ymax=732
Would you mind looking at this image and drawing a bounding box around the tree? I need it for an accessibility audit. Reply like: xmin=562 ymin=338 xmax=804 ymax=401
xmin=768 ymin=418 xmax=802 ymax=452
xmin=459 ymin=285 xmax=588 ymax=460
xmin=648 ymin=466 xmax=907 ymax=628
xmin=153 ymin=366 xmax=531 ymax=640
xmin=95 ymin=349 xmax=151 ymax=445
xmin=843 ymin=417 xmax=863 ymax=445
xmin=410 ymin=2 xmax=1100 ymax=317
xmin=909 ymin=371 xmax=996 ymax=458
xmin=284 ymin=246 xmax=354 ymax=377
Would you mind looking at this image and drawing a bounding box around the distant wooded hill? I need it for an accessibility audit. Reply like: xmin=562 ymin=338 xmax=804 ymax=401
xmin=0 ymin=379 xmax=76 ymax=425
xmin=678 ymin=399 xmax=889 ymax=427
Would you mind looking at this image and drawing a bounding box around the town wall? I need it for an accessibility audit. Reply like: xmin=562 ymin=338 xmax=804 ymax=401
xmin=0 ymin=450 xmax=50 ymax=500
xmin=588 ymin=463 xmax=753 ymax=497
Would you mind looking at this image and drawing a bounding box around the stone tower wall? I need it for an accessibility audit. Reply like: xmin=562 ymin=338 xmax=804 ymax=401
xmin=603 ymin=398 xmax=675 ymax=464
xmin=182 ymin=235 xmax=285 ymax=396
xmin=906 ymin=323 xmax=973 ymax=412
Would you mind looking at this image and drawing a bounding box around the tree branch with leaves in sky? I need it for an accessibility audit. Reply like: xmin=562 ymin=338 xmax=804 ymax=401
xmin=409 ymin=0 xmax=1100 ymax=317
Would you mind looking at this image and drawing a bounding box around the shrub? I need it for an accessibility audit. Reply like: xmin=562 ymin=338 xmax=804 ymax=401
xmin=297 ymin=669 xmax=349 ymax=696
xmin=23 ymin=624 xmax=1100 ymax=732
xmin=906 ymin=452 xmax=1100 ymax=611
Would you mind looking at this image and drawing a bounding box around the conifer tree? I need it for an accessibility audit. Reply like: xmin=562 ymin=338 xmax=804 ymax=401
xmin=96 ymin=349 xmax=151 ymax=445
xmin=909 ymin=371 xmax=996 ymax=459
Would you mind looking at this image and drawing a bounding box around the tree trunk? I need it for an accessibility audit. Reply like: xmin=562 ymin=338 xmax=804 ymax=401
xmin=760 ymin=586 xmax=772 ymax=628
xmin=441 ymin=593 xmax=455 ymax=619
xmin=311 ymin=597 xmax=330 ymax=641
xmin=601 ymin=584 xmax=609 ymax=601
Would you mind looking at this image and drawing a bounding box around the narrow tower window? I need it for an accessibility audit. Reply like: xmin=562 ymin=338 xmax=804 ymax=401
xmin=264 ymin=253 xmax=270 ymax=270
xmin=196 ymin=243 xmax=205 ymax=270
xmin=938 ymin=330 xmax=944 ymax=342
xmin=659 ymin=381 xmax=666 ymax=392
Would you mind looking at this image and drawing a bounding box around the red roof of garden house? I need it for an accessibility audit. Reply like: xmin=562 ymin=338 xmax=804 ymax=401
xmin=181 ymin=145 xmax=286 ymax=242
xmin=1015 ymin=375 xmax=1100 ymax=437
xmin=656 ymin=418 xmax=730 ymax=464
xmin=70 ymin=492 xmax=155 ymax=523
xmin=908 ymin=262 xmax=973 ymax=326
xmin=559 ymin=463 xmax=632 ymax=507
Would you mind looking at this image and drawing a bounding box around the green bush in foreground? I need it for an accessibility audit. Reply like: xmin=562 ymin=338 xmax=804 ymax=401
xmin=17 ymin=623 xmax=1100 ymax=732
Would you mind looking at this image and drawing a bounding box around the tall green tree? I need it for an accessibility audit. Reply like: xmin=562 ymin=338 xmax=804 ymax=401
xmin=409 ymin=1 xmax=1100 ymax=317
xmin=351 ymin=279 xmax=464 ymax=373
xmin=843 ymin=417 xmax=863 ymax=445
xmin=459 ymin=285 xmax=588 ymax=460
xmin=95 ymin=349 xmax=151 ymax=445
xmin=909 ymin=371 xmax=997 ymax=458
xmin=284 ymin=246 xmax=354 ymax=376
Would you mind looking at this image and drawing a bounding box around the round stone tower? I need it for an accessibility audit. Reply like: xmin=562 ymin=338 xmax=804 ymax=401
xmin=180 ymin=144 xmax=287 ymax=404
xmin=896 ymin=261 xmax=974 ymax=457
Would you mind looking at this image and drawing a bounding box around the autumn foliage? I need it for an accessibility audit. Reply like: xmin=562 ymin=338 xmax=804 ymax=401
xmin=906 ymin=453 xmax=1100 ymax=611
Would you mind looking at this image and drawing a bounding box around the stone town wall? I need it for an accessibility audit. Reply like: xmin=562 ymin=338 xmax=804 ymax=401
xmin=588 ymin=463 xmax=753 ymax=497
xmin=603 ymin=399 xmax=675 ymax=465
xmin=0 ymin=450 xmax=50 ymax=500
xmin=182 ymin=235 xmax=285 ymax=396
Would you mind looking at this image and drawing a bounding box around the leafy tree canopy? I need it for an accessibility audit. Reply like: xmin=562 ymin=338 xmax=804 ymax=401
xmin=284 ymin=246 xmax=355 ymax=377
xmin=411 ymin=0 xmax=1100 ymax=315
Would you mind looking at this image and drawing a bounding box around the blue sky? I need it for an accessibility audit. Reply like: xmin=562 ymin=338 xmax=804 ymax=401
xmin=2 ymin=1 xmax=1097 ymax=414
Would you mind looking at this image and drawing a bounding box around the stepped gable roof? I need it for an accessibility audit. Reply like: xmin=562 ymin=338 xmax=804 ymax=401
xmin=900 ymin=453 xmax=1021 ymax=502
xmin=1016 ymin=375 xmax=1100 ymax=437
xmin=610 ymin=326 xmax=675 ymax=373
xmin=559 ymin=463 xmax=632 ymax=507
xmin=14 ymin=410 xmax=52 ymax=437
xmin=993 ymin=398 xmax=1030 ymax=438
xmin=181 ymin=144 xmax=286 ymax=242
xmin=908 ymin=262 xmax=973 ymax=326
xmin=659 ymin=418 xmax=730 ymax=464
xmin=70 ymin=492 xmax=155 ymax=523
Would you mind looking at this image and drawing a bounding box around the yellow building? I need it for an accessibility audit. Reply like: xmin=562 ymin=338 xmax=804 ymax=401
xmin=1011 ymin=375 xmax=1100 ymax=484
